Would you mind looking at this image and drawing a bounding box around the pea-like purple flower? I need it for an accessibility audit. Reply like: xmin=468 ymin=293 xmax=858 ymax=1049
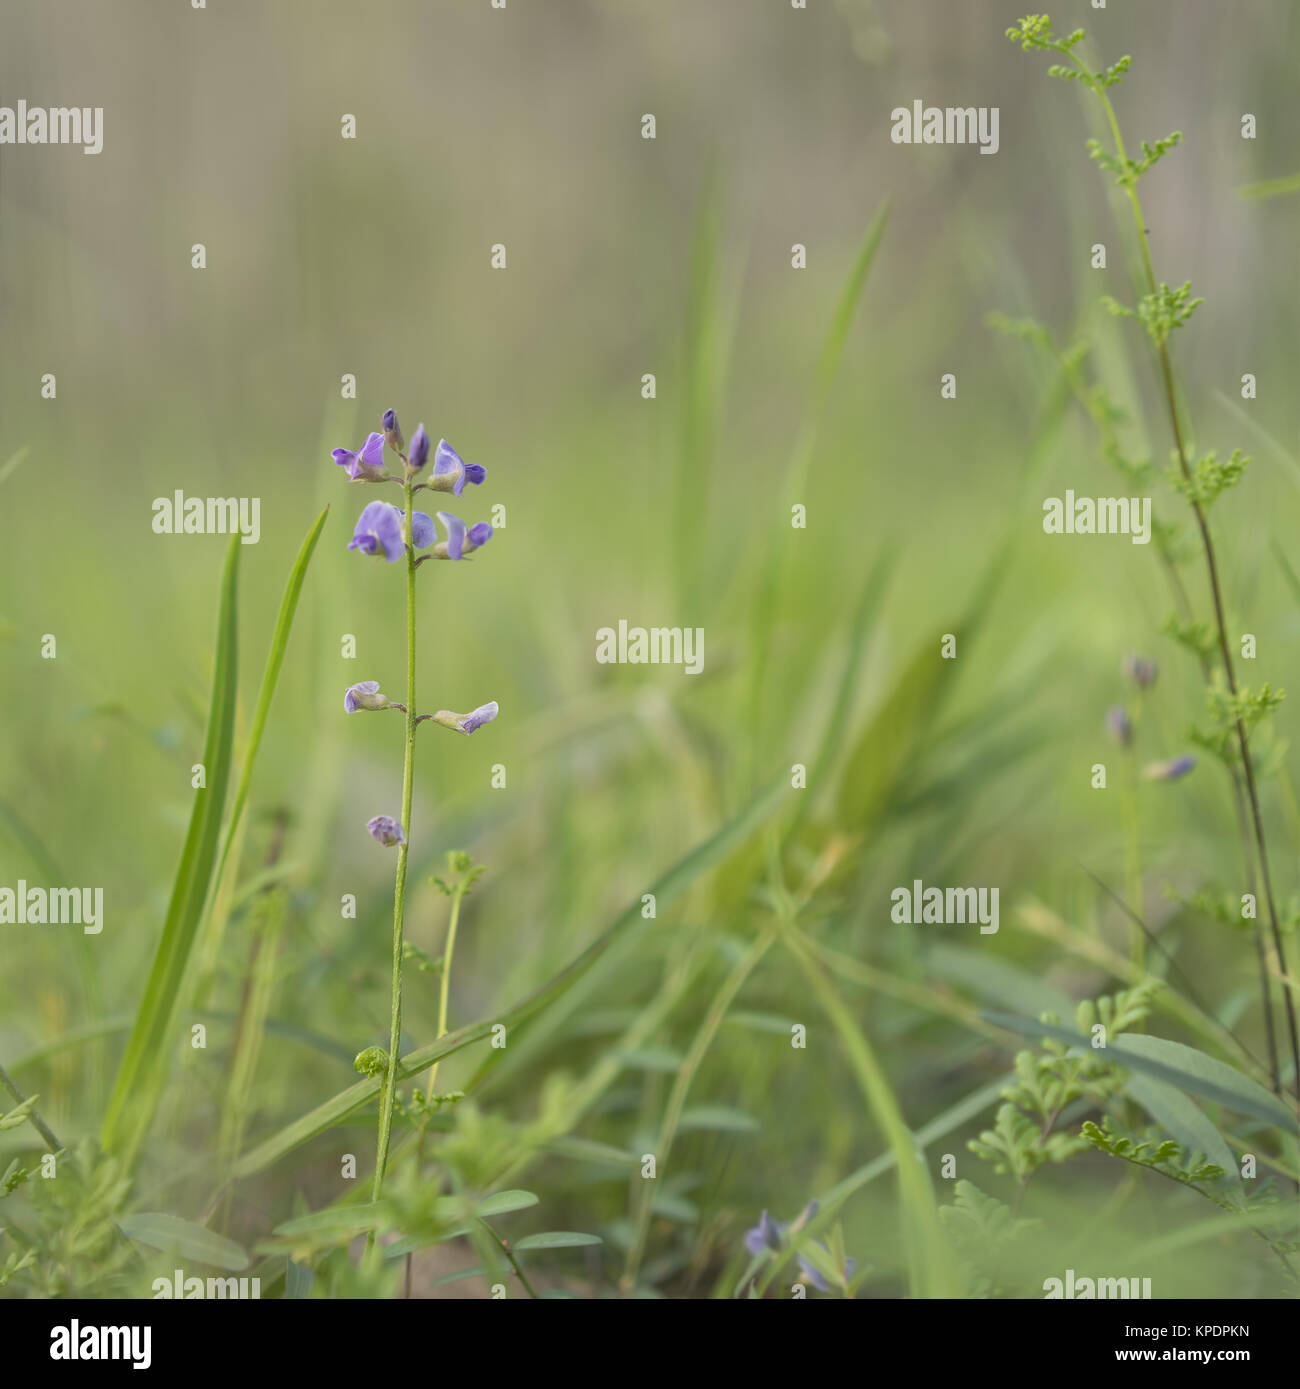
xmin=332 ymin=432 xmax=388 ymax=482
xmin=344 ymin=681 xmax=399 ymax=713
xmin=347 ymin=503 xmax=437 ymax=561
xmin=1143 ymin=754 xmax=1196 ymax=781
xmin=429 ymin=701 xmax=499 ymax=735
xmin=742 ymin=1201 xmax=856 ymax=1293
xmin=1106 ymin=705 xmax=1132 ymax=747
xmin=366 ymin=815 xmax=404 ymax=847
xmin=1123 ymin=655 xmax=1158 ymax=689
xmin=348 ymin=501 xmax=405 ymax=562
xmin=433 ymin=511 xmax=492 ymax=561
xmin=426 ymin=439 xmax=487 ymax=496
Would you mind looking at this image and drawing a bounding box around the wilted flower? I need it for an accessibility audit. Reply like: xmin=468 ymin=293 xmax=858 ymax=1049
xmin=408 ymin=423 xmax=430 ymax=471
xmin=366 ymin=815 xmax=404 ymax=847
xmin=1123 ymin=654 xmax=1158 ymax=689
xmin=427 ymin=439 xmax=487 ymax=496
xmin=347 ymin=501 xmax=405 ymax=562
xmin=429 ymin=701 xmax=498 ymax=735
xmin=1106 ymin=705 xmax=1132 ymax=746
xmin=344 ymin=681 xmax=394 ymax=713
xmin=432 ymin=511 xmax=492 ymax=561
xmin=742 ymin=1201 xmax=856 ymax=1292
xmin=1142 ymin=754 xmax=1196 ymax=781
xmin=332 ymin=432 xmax=387 ymax=482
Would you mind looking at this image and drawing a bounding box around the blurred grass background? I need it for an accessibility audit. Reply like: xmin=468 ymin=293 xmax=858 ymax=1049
xmin=1 ymin=0 xmax=1297 ymax=1296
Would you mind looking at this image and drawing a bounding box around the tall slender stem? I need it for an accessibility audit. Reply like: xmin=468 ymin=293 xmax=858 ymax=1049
xmin=368 ymin=482 xmax=418 ymax=1237
xmin=1078 ymin=58 xmax=1300 ymax=1094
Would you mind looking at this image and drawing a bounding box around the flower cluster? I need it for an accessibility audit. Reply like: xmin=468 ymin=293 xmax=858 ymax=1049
xmin=332 ymin=408 xmax=500 ymax=847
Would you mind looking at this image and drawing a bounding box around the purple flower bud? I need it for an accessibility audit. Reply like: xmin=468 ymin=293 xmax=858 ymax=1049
xmin=1106 ymin=705 xmax=1132 ymax=746
xmin=344 ymin=681 xmax=391 ymax=713
xmin=409 ymin=423 xmax=430 ymax=470
xmin=347 ymin=501 xmax=406 ymax=562
xmin=1123 ymin=654 xmax=1158 ymax=689
xmin=467 ymin=522 xmax=493 ymax=548
xmin=332 ymin=432 xmax=387 ymax=482
xmin=366 ymin=815 xmax=404 ymax=847
xmin=382 ymin=409 xmax=404 ymax=454
xmin=1142 ymin=754 xmax=1196 ymax=782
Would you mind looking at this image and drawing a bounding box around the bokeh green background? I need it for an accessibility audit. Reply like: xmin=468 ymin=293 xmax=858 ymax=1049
xmin=2 ymin=0 xmax=1297 ymax=1296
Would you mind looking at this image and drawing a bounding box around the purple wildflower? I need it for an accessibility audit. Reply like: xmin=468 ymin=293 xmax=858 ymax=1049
xmin=433 ymin=511 xmax=492 ymax=561
xmin=430 ymin=701 xmax=499 ymax=736
xmin=409 ymin=424 xmax=430 ymax=471
xmin=332 ymin=432 xmax=387 ymax=482
xmin=398 ymin=509 xmax=436 ymax=550
xmin=428 ymin=439 xmax=487 ymax=497
xmin=742 ymin=1201 xmax=856 ymax=1293
xmin=344 ymin=681 xmax=393 ymax=713
xmin=366 ymin=815 xmax=404 ymax=847
xmin=1123 ymin=655 xmax=1158 ymax=689
xmin=1143 ymin=754 xmax=1196 ymax=782
xmin=347 ymin=501 xmax=405 ymax=562
xmin=382 ymin=408 xmax=404 ymax=454
xmin=1106 ymin=705 xmax=1131 ymax=747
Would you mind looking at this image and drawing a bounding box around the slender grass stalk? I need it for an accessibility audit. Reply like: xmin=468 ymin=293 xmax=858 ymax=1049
xmin=427 ymin=882 xmax=466 ymax=1103
xmin=620 ymin=927 xmax=777 ymax=1292
xmin=367 ymin=487 xmax=418 ymax=1249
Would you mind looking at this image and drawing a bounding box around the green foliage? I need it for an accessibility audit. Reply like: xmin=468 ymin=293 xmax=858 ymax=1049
xmin=938 ymin=1180 xmax=1038 ymax=1298
xmin=1168 ymin=449 xmax=1250 ymax=507
xmin=968 ymin=983 xmax=1161 ymax=1180
xmin=1103 ymin=283 xmax=1204 ymax=346
xmin=1081 ymin=1119 xmax=1226 ymax=1189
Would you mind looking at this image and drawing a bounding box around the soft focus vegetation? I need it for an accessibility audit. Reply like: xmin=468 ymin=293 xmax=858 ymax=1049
xmin=1 ymin=1 xmax=1297 ymax=1298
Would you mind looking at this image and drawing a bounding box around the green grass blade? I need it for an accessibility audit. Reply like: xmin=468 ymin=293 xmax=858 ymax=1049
xmin=779 ymin=926 xmax=960 ymax=1298
xmin=212 ymin=506 xmax=329 ymax=897
xmin=233 ymin=777 xmax=787 ymax=1178
xmin=100 ymin=535 xmax=241 ymax=1165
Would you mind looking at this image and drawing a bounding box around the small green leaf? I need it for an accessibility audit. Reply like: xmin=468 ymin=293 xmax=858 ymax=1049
xmin=119 ymin=1213 xmax=249 ymax=1272
xmin=284 ymin=1259 xmax=314 ymax=1299
xmin=512 ymin=1231 xmax=603 ymax=1251
xmin=677 ymin=1105 xmax=760 ymax=1134
xmin=473 ymin=1189 xmax=540 ymax=1218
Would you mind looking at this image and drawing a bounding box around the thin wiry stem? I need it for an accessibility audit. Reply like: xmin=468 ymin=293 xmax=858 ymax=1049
xmin=367 ymin=480 xmax=419 ymax=1252
xmin=1049 ymin=34 xmax=1298 ymax=1095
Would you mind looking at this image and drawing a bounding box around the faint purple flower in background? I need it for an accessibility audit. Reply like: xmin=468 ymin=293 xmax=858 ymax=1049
xmin=347 ymin=501 xmax=406 ymax=562
xmin=433 ymin=511 xmax=492 ymax=560
xmin=1143 ymin=754 xmax=1196 ymax=781
xmin=742 ymin=1201 xmax=856 ymax=1292
xmin=366 ymin=815 xmax=405 ymax=847
xmin=332 ymin=432 xmax=387 ymax=482
xmin=1106 ymin=705 xmax=1132 ymax=746
xmin=1123 ymin=654 xmax=1158 ymax=689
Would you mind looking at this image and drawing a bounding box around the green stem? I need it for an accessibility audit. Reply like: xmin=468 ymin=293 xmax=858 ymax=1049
xmin=367 ymin=481 xmax=418 ymax=1250
xmin=620 ymin=928 xmax=776 ymax=1292
xmin=1066 ymin=43 xmax=1299 ymax=1092
xmin=427 ymin=885 xmax=465 ymax=1102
